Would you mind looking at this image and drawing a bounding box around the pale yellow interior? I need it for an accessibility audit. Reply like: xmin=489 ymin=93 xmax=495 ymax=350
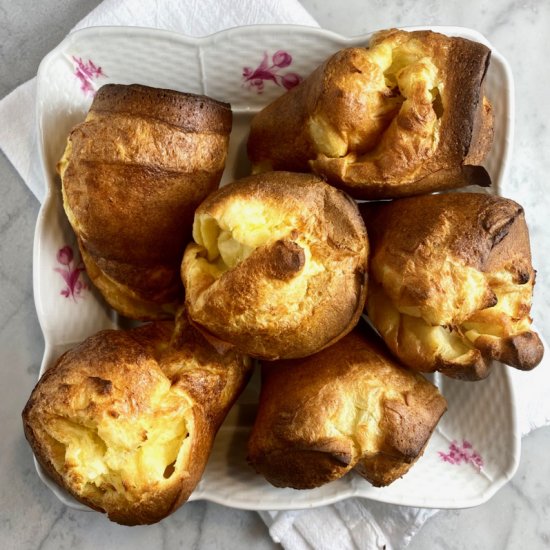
xmin=461 ymin=270 xmax=533 ymax=341
xmin=368 ymin=282 xmax=477 ymax=367
xmin=192 ymin=198 xmax=323 ymax=281
xmin=369 ymin=265 xmax=534 ymax=367
xmin=374 ymin=256 xmax=492 ymax=327
xmin=193 ymin=199 xmax=293 ymax=273
xmin=329 ymin=384 xmax=389 ymax=454
xmin=308 ymin=37 xmax=443 ymax=159
xmin=43 ymin=380 xmax=191 ymax=499
xmin=188 ymin=198 xmax=332 ymax=333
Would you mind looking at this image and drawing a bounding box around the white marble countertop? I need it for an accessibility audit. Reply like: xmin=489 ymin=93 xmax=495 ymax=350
xmin=1 ymin=1 xmax=549 ymax=549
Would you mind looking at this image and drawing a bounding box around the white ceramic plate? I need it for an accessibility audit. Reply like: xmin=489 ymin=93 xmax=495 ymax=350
xmin=33 ymin=24 xmax=518 ymax=512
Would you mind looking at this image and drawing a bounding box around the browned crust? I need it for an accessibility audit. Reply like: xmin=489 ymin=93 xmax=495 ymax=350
xmin=90 ymin=84 xmax=232 ymax=133
xmin=22 ymin=319 xmax=251 ymax=525
xmin=436 ymin=36 xmax=492 ymax=164
xmin=354 ymin=449 xmax=423 ymax=488
xmin=436 ymin=355 xmax=493 ymax=381
xmin=363 ymin=193 xmax=525 ymax=272
xmin=248 ymin=30 xmax=493 ymax=199
xmin=181 ymin=171 xmax=369 ymax=360
xmin=362 ymin=193 xmax=544 ymax=378
xmin=60 ymin=84 xmax=232 ymax=320
xmin=466 ymin=96 xmax=494 ymax=165
xmin=262 ymin=240 xmax=306 ymax=280
xmin=247 ymin=68 xmax=319 ymax=173
xmin=343 ymin=165 xmax=492 ymax=200
xmin=474 ymin=332 xmax=544 ymax=371
xmin=366 ymin=275 xmax=496 ymax=382
xmin=79 ymin=239 xmax=181 ymax=320
xmin=247 ymin=322 xmax=447 ymax=489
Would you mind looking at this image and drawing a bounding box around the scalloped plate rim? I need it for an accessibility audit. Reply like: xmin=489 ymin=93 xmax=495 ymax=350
xmin=32 ymin=23 xmax=520 ymax=513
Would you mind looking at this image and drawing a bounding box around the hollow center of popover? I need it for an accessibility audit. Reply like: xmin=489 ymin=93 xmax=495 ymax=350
xmin=309 ymin=37 xmax=443 ymax=160
xmin=44 ymin=379 xmax=191 ymax=500
xmin=192 ymin=198 xmax=302 ymax=276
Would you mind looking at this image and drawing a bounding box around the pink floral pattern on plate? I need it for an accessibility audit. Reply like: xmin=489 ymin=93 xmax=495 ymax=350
xmin=54 ymin=245 xmax=88 ymax=301
xmin=439 ymin=440 xmax=484 ymax=471
xmin=243 ymin=50 xmax=302 ymax=93
xmin=72 ymin=56 xmax=106 ymax=96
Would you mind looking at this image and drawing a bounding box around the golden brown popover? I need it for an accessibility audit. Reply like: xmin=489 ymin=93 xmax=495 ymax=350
xmin=22 ymin=317 xmax=251 ymax=525
xmin=247 ymin=322 xmax=447 ymax=489
xmin=363 ymin=193 xmax=544 ymax=381
xmin=248 ymin=29 xmax=493 ymax=199
xmin=58 ymin=83 xmax=232 ymax=319
xmin=181 ymin=171 xmax=369 ymax=360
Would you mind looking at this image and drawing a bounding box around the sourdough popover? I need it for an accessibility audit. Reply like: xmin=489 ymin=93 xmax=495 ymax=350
xmin=58 ymin=83 xmax=232 ymax=319
xmin=248 ymin=29 xmax=493 ymax=199
xmin=22 ymin=318 xmax=251 ymax=525
xmin=363 ymin=193 xmax=544 ymax=380
xmin=181 ymin=171 xmax=369 ymax=360
xmin=247 ymin=322 xmax=447 ymax=489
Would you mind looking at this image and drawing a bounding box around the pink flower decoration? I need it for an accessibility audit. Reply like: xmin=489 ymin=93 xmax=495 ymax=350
xmin=54 ymin=245 xmax=88 ymax=301
xmin=281 ymin=72 xmax=301 ymax=91
xmin=243 ymin=51 xmax=302 ymax=94
xmin=439 ymin=440 xmax=484 ymax=471
xmin=56 ymin=245 xmax=73 ymax=266
xmin=272 ymin=50 xmax=292 ymax=68
xmin=72 ymin=56 xmax=106 ymax=96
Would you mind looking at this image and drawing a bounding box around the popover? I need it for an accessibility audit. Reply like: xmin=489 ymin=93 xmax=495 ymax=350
xmin=22 ymin=317 xmax=251 ymax=525
xmin=181 ymin=171 xmax=369 ymax=360
xmin=58 ymin=83 xmax=232 ymax=319
xmin=247 ymin=322 xmax=447 ymax=489
xmin=248 ymin=29 xmax=493 ymax=199
xmin=363 ymin=193 xmax=544 ymax=380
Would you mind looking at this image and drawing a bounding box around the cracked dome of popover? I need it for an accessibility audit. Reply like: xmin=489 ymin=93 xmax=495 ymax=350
xmin=22 ymin=319 xmax=251 ymax=525
xmin=248 ymin=29 xmax=493 ymax=199
xmin=181 ymin=171 xmax=369 ymax=360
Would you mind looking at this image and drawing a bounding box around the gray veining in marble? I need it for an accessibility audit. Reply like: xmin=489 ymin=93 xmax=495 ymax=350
xmin=1 ymin=0 xmax=549 ymax=549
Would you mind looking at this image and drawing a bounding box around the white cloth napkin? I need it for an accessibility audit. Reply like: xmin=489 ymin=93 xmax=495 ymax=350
xmin=1 ymin=2 xmax=549 ymax=549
